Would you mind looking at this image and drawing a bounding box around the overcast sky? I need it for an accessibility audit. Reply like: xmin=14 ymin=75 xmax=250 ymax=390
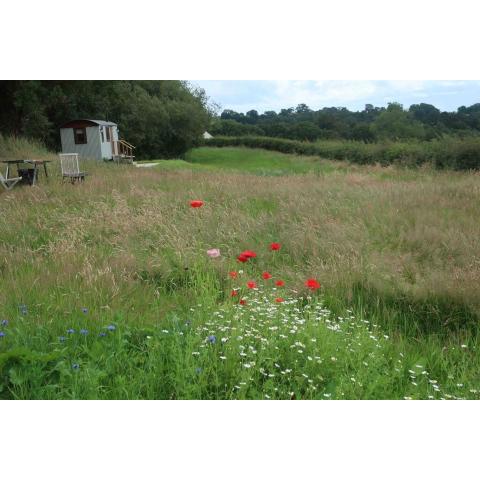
xmin=193 ymin=80 xmax=480 ymax=113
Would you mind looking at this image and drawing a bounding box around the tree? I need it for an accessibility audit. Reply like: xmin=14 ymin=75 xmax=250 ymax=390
xmin=0 ymin=80 xmax=211 ymax=158
xmin=245 ymin=110 xmax=259 ymax=124
xmin=279 ymin=108 xmax=295 ymax=119
xmin=291 ymin=122 xmax=322 ymax=141
xmin=220 ymin=109 xmax=246 ymax=123
xmin=409 ymin=103 xmax=441 ymax=125
xmin=350 ymin=124 xmax=376 ymax=142
xmin=295 ymin=103 xmax=311 ymax=114
xmin=372 ymin=102 xmax=425 ymax=140
xmin=209 ymin=119 xmax=264 ymax=137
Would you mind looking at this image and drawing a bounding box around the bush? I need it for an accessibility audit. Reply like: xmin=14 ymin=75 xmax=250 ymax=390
xmin=200 ymin=136 xmax=480 ymax=170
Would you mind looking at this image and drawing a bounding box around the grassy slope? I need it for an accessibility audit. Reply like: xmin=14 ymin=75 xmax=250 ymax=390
xmin=1 ymin=145 xmax=479 ymax=399
xmin=185 ymin=146 xmax=339 ymax=175
xmin=0 ymin=134 xmax=56 ymax=161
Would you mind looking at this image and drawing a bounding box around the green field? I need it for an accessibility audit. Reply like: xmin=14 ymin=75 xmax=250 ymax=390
xmin=1 ymin=145 xmax=479 ymax=399
xmin=185 ymin=146 xmax=336 ymax=174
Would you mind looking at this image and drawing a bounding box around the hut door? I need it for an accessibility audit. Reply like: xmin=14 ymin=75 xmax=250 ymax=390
xmin=110 ymin=127 xmax=116 ymax=156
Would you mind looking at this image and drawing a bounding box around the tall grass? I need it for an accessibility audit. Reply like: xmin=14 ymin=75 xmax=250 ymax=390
xmin=0 ymin=133 xmax=56 ymax=160
xmin=1 ymin=144 xmax=479 ymax=399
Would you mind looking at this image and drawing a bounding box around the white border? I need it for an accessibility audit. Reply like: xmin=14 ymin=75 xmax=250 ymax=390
xmin=1 ymin=400 xmax=478 ymax=479
xmin=1 ymin=0 xmax=479 ymax=477
xmin=2 ymin=0 xmax=480 ymax=79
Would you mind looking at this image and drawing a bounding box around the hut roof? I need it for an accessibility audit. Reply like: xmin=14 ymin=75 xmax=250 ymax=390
xmin=60 ymin=119 xmax=117 ymax=128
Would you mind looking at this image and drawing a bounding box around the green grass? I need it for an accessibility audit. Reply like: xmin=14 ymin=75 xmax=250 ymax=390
xmin=185 ymin=146 xmax=338 ymax=175
xmin=1 ymin=143 xmax=479 ymax=399
xmin=136 ymin=159 xmax=209 ymax=171
xmin=2 ymin=288 xmax=476 ymax=399
xmin=0 ymin=133 xmax=55 ymax=161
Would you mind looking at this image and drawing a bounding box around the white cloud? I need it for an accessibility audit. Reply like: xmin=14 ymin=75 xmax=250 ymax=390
xmin=195 ymin=80 xmax=480 ymax=113
xmin=386 ymin=80 xmax=427 ymax=91
xmin=437 ymin=80 xmax=467 ymax=87
xmin=256 ymin=80 xmax=379 ymax=111
xmin=313 ymin=80 xmax=378 ymax=101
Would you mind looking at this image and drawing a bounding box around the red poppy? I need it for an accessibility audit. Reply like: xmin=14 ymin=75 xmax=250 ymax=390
xmin=262 ymin=272 xmax=272 ymax=280
xmin=247 ymin=281 xmax=257 ymax=289
xmin=305 ymin=278 xmax=321 ymax=290
xmin=231 ymin=289 xmax=239 ymax=297
xmin=239 ymin=299 xmax=247 ymax=305
xmin=275 ymin=280 xmax=285 ymax=287
xmin=190 ymin=200 xmax=204 ymax=208
xmin=275 ymin=297 xmax=284 ymax=303
xmin=270 ymin=242 xmax=281 ymax=251
xmin=229 ymin=271 xmax=238 ymax=279
xmin=237 ymin=250 xmax=257 ymax=263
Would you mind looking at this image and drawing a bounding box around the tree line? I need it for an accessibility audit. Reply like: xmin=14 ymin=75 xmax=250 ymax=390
xmin=210 ymin=102 xmax=480 ymax=142
xmin=0 ymin=81 xmax=212 ymax=158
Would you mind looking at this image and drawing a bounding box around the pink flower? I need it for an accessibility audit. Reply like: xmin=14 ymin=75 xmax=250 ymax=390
xmin=207 ymin=248 xmax=220 ymax=258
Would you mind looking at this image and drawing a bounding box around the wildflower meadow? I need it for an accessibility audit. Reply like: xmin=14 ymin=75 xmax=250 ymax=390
xmin=1 ymin=147 xmax=479 ymax=399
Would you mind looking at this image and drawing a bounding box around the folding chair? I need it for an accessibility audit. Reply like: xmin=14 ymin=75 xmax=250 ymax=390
xmin=59 ymin=153 xmax=87 ymax=183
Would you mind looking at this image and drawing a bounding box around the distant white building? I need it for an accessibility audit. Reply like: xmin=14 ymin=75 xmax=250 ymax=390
xmin=203 ymin=131 xmax=213 ymax=140
xmin=60 ymin=119 xmax=134 ymax=161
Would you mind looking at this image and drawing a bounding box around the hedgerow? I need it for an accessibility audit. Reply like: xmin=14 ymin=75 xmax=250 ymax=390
xmin=199 ymin=136 xmax=480 ymax=170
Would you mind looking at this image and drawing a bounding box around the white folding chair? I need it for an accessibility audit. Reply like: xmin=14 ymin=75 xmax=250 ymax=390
xmin=59 ymin=153 xmax=87 ymax=183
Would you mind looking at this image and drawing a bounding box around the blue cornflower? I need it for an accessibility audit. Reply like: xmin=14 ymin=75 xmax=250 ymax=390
xmin=107 ymin=325 xmax=116 ymax=331
xmin=81 ymin=307 xmax=88 ymax=314
xmin=1 ymin=319 xmax=8 ymax=326
xmin=72 ymin=363 xmax=80 ymax=370
xmin=207 ymin=335 xmax=216 ymax=344
xmin=0 ymin=331 xmax=5 ymax=338
xmin=99 ymin=332 xmax=107 ymax=337
xmin=80 ymin=329 xmax=88 ymax=335
xmin=59 ymin=336 xmax=66 ymax=342
xmin=195 ymin=367 xmax=202 ymax=374
xmin=66 ymin=328 xmax=75 ymax=334
xmin=19 ymin=304 xmax=28 ymax=315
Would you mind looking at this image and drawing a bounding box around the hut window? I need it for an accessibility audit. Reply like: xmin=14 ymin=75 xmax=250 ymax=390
xmin=106 ymin=126 xmax=111 ymax=142
xmin=74 ymin=127 xmax=87 ymax=144
xmin=100 ymin=127 xmax=105 ymax=143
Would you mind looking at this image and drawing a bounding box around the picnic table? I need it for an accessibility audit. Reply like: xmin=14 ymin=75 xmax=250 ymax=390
xmin=1 ymin=159 xmax=51 ymax=186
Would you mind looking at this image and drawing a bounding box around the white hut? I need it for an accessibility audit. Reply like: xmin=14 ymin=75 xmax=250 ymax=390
xmin=60 ymin=119 xmax=135 ymax=161
xmin=203 ymin=131 xmax=213 ymax=140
